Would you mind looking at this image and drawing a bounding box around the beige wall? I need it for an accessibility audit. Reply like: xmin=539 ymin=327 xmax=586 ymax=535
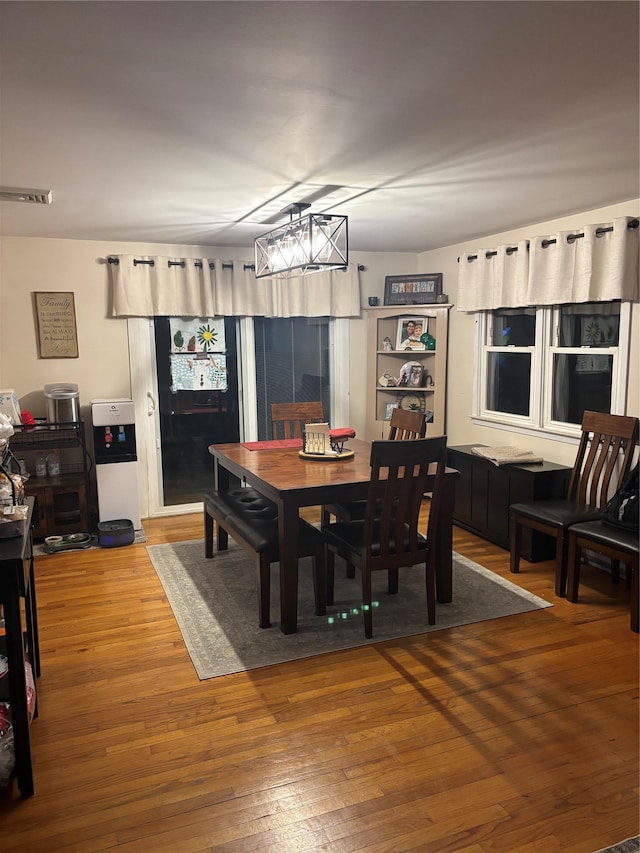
xmin=0 ymin=236 xmax=417 ymax=439
xmin=418 ymin=199 xmax=640 ymax=467
xmin=0 ymin=197 xmax=637 ymax=481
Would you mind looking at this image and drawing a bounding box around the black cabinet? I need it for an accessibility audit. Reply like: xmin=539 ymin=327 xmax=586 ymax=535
xmin=447 ymin=445 xmax=571 ymax=561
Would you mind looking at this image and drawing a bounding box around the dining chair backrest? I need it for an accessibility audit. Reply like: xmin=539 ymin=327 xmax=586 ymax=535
xmin=567 ymin=411 xmax=639 ymax=507
xmin=271 ymin=401 xmax=324 ymax=439
xmin=364 ymin=436 xmax=447 ymax=569
xmin=387 ymin=408 xmax=427 ymax=441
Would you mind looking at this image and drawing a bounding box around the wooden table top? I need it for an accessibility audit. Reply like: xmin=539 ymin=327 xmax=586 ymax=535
xmin=209 ymin=438 xmax=374 ymax=492
xmin=210 ymin=439 xmax=459 ymax=494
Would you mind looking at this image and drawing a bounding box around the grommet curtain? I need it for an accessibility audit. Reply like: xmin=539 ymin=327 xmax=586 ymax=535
xmin=457 ymin=216 xmax=639 ymax=311
xmin=108 ymin=256 xmax=361 ymax=318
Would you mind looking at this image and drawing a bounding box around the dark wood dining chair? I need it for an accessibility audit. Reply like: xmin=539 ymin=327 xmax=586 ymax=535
xmin=270 ymin=401 xmax=324 ymax=439
xmin=321 ymin=407 xmax=427 ymax=527
xmin=320 ymin=436 xmax=447 ymax=638
xmin=387 ymin=408 xmax=428 ymax=441
xmin=509 ymin=411 xmax=639 ymax=597
xmin=566 ymin=519 xmax=639 ymax=632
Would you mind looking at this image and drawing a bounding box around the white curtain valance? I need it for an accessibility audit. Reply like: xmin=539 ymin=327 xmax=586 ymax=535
xmin=108 ymin=255 xmax=361 ymax=318
xmin=109 ymin=255 xmax=216 ymax=317
xmin=456 ymin=240 xmax=529 ymax=312
xmin=457 ymin=217 xmax=639 ymax=311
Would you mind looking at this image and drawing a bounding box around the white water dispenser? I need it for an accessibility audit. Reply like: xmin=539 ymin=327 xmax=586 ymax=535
xmin=91 ymin=399 xmax=141 ymax=529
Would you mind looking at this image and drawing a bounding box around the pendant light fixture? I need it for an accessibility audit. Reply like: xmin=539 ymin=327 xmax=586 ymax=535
xmin=254 ymin=202 xmax=348 ymax=278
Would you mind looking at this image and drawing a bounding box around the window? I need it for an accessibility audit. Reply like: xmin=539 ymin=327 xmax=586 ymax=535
xmin=475 ymin=301 xmax=630 ymax=435
xmin=485 ymin=308 xmax=537 ymax=418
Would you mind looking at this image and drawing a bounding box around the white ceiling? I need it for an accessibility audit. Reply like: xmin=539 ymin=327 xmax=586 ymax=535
xmin=1 ymin=1 xmax=638 ymax=254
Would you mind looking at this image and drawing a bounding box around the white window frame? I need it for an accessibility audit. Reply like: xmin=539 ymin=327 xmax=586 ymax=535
xmin=473 ymin=302 xmax=631 ymax=439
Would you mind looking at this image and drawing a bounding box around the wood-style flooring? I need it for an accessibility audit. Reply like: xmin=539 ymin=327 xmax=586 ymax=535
xmin=0 ymin=508 xmax=637 ymax=852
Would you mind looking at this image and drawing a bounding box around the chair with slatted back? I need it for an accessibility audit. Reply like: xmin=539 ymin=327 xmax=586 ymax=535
xmin=319 ymin=436 xmax=447 ymax=638
xmin=321 ymin=407 xmax=427 ymax=527
xmin=566 ymin=519 xmax=639 ymax=633
xmin=387 ymin=407 xmax=429 ymax=441
xmin=270 ymin=401 xmax=324 ymax=440
xmin=509 ymin=411 xmax=639 ymax=597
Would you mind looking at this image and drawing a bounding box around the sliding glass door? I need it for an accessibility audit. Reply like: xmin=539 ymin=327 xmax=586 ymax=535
xmin=128 ymin=315 xmax=348 ymax=518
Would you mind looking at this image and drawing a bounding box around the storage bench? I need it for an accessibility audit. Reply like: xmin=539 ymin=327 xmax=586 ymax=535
xmin=447 ymin=445 xmax=571 ymax=560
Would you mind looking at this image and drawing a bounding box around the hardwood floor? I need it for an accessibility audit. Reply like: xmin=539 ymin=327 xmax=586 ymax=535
xmin=1 ymin=509 xmax=637 ymax=852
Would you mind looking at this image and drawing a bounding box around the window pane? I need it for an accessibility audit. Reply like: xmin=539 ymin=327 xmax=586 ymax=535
xmin=490 ymin=309 xmax=536 ymax=346
xmin=558 ymin=302 xmax=620 ymax=347
xmin=154 ymin=317 xmax=240 ymax=506
xmin=551 ymin=353 xmax=613 ymax=424
xmin=487 ymin=352 xmax=531 ymax=416
xmin=254 ymin=317 xmax=331 ymax=439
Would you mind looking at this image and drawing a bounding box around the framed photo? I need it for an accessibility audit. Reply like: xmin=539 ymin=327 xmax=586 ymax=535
xmin=384 ymin=273 xmax=443 ymax=306
xmin=397 ymin=360 xmax=423 ymax=387
xmin=384 ymin=402 xmax=398 ymax=421
xmin=396 ymin=318 xmax=427 ymax=350
xmin=33 ymin=291 xmax=79 ymax=358
xmin=408 ymin=363 xmax=424 ymax=387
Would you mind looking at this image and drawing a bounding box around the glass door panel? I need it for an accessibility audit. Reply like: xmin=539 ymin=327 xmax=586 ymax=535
xmin=254 ymin=317 xmax=331 ymax=439
xmin=153 ymin=317 xmax=240 ymax=506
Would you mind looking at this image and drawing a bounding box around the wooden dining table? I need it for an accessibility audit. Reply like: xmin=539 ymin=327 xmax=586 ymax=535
xmin=209 ymin=438 xmax=459 ymax=634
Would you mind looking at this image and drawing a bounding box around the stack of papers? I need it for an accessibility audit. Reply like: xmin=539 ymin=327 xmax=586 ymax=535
xmin=471 ymin=446 xmax=544 ymax=466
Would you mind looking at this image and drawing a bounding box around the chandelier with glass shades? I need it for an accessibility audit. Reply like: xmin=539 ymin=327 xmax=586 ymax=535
xmin=254 ymin=202 xmax=348 ymax=279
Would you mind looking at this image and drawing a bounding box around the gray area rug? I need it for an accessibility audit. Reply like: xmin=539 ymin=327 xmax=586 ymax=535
xmin=593 ymin=838 xmax=640 ymax=853
xmin=146 ymin=538 xmax=552 ymax=680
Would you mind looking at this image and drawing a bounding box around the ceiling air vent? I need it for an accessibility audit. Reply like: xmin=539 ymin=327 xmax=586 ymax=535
xmin=0 ymin=186 xmax=53 ymax=204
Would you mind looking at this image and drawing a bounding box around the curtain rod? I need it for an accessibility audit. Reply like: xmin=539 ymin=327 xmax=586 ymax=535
xmin=458 ymin=218 xmax=639 ymax=263
xmin=106 ymin=257 xmax=366 ymax=271
xmin=106 ymin=258 xmax=254 ymax=271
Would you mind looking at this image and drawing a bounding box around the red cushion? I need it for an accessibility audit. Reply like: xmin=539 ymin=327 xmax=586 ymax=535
xmin=329 ymin=427 xmax=356 ymax=441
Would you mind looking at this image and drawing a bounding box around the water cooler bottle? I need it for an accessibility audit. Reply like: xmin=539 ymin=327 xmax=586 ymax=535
xmin=91 ymin=399 xmax=141 ymax=529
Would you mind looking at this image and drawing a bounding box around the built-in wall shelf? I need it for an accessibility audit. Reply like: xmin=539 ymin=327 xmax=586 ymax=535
xmin=366 ymin=305 xmax=451 ymax=440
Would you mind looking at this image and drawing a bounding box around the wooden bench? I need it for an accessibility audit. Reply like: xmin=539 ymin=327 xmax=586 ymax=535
xmin=204 ymin=489 xmax=326 ymax=628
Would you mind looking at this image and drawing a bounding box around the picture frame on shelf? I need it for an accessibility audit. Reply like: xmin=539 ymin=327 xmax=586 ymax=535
xmin=396 ymin=318 xmax=428 ymax=350
xmin=384 ymin=273 xmax=443 ymax=306
xmin=408 ymin=363 xmax=424 ymax=387
xmin=397 ymin=361 xmax=423 ymax=387
xmin=384 ymin=402 xmax=398 ymax=421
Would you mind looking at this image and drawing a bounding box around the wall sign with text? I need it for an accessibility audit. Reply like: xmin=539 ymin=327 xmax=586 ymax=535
xmin=33 ymin=291 xmax=79 ymax=358
xmin=383 ymin=273 xmax=443 ymax=305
